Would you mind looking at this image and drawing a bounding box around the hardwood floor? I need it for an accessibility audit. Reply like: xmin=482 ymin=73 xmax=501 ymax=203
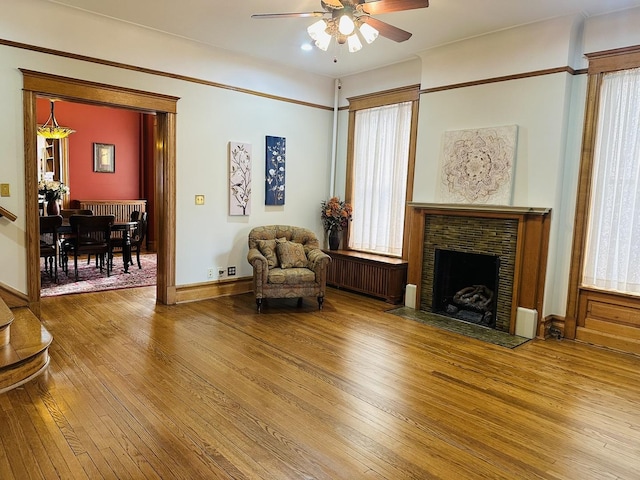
xmin=1 ymin=287 xmax=639 ymax=479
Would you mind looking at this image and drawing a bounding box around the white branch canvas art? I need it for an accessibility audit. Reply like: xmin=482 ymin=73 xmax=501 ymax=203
xmin=438 ymin=125 xmax=518 ymax=205
xmin=229 ymin=142 xmax=252 ymax=216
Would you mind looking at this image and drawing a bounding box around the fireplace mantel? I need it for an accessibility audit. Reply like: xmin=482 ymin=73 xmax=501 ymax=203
xmin=406 ymin=203 xmax=551 ymax=337
xmin=408 ymin=202 xmax=551 ymax=216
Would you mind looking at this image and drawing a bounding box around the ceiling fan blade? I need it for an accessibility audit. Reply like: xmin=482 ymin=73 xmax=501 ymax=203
xmin=322 ymin=0 xmax=345 ymax=8
xmin=360 ymin=16 xmax=412 ymax=42
xmin=251 ymin=12 xmax=326 ymax=19
xmin=360 ymin=0 xmax=428 ymax=15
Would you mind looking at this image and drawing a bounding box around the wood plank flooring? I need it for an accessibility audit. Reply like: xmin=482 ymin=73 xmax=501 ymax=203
xmin=1 ymin=287 xmax=639 ymax=479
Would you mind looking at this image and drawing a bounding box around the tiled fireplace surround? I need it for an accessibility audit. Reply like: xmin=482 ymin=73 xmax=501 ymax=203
xmin=406 ymin=204 xmax=551 ymax=337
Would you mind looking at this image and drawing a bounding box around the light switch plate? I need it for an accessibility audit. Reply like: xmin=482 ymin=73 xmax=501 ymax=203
xmin=195 ymin=195 xmax=205 ymax=205
xmin=0 ymin=184 xmax=9 ymax=197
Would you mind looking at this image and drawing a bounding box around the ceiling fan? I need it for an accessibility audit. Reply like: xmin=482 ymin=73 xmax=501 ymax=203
xmin=252 ymin=0 xmax=429 ymax=53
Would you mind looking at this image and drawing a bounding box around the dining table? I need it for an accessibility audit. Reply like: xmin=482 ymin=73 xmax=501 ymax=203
xmin=59 ymin=218 xmax=138 ymax=274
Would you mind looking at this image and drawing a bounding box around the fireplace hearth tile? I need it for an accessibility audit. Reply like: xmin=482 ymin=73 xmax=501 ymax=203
xmin=386 ymin=306 xmax=530 ymax=349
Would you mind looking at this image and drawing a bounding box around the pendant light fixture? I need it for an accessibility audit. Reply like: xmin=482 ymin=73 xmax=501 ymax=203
xmin=37 ymin=100 xmax=75 ymax=139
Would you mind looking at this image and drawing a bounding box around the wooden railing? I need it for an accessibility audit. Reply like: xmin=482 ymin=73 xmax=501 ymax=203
xmin=0 ymin=205 xmax=17 ymax=222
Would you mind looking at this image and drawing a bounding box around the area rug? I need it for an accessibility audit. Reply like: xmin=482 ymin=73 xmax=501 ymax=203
xmin=386 ymin=306 xmax=530 ymax=349
xmin=41 ymin=253 xmax=156 ymax=297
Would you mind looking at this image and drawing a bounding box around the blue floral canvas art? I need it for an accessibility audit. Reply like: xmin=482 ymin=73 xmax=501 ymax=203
xmin=265 ymin=135 xmax=286 ymax=205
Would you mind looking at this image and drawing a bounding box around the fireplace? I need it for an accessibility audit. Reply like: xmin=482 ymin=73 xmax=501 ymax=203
xmin=433 ymin=249 xmax=500 ymax=328
xmin=406 ymin=203 xmax=551 ymax=336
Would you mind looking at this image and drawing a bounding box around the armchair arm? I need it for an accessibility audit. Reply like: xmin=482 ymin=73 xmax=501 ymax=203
xmin=247 ymin=248 xmax=269 ymax=273
xmin=307 ymin=248 xmax=331 ymax=283
xmin=247 ymin=247 xmax=268 ymax=295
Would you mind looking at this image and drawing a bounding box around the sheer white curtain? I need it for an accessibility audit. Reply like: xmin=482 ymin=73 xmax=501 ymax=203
xmin=583 ymin=67 xmax=640 ymax=294
xmin=349 ymin=101 xmax=412 ymax=256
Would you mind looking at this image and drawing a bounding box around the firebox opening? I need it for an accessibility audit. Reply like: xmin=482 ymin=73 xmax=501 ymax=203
xmin=432 ymin=249 xmax=500 ymax=328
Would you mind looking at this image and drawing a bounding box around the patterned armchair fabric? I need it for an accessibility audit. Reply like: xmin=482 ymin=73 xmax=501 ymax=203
xmin=247 ymin=225 xmax=331 ymax=312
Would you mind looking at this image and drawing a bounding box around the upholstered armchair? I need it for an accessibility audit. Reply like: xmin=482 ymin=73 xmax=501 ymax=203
xmin=247 ymin=225 xmax=331 ymax=312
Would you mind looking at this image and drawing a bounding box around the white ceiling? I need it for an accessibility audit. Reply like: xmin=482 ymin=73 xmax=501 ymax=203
xmin=48 ymin=0 xmax=640 ymax=78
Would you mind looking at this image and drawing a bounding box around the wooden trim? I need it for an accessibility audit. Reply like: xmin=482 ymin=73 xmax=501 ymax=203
xmin=0 ymin=205 xmax=17 ymax=222
xmin=586 ymin=45 xmax=640 ymax=74
xmin=24 ymin=90 xmax=40 ymax=317
xmin=348 ymin=85 xmax=420 ymax=111
xmin=175 ymin=277 xmax=253 ymax=304
xmin=407 ymin=203 xmax=551 ymax=215
xmin=21 ymin=69 xmax=179 ymax=114
xmin=344 ymin=109 xmax=356 ymax=248
xmin=155 ymin=112 xmax=177 ymax=305
xmin=0 ymin=282 xmax=29 ymax=308
xmin=22 ymin=71 xmax=178 ymax=313
xmin=539 ymin=314 xmax=565 ymax=339
xmin=2 ymin=39 xmax=332 ymax=112
xmin=565 ymin=73 xmax=603 ymax=339
xmin=519 ymin=213 xmax=552 ymax=312
xmin=402 ymin=98 xmax=420 ymax=260
xmin=420 ymin=66 xmax=582 ymax=94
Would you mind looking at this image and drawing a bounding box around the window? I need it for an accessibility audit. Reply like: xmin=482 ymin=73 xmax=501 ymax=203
xmin=582 ymin=66 xmax=640 ymax=295
xmin=346 ymin=87 xmax=418 ymax=257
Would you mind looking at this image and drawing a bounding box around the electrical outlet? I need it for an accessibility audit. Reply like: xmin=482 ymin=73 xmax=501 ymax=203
xmin=217 ymin=267 xmax=226 ymax=279
xmin=0 ymin=184 xmax=9 ymax=197
xmin=227 ymin=266 xmax=236 ymax=276
xmin=207 ymin=268 xmax=215 ymax=279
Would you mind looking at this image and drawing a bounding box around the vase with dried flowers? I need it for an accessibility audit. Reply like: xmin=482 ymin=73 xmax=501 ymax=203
xmin=321 ymin=196 xmax=353 ymax=250
xmin=38 ymin=180 xmax=69 ymax=216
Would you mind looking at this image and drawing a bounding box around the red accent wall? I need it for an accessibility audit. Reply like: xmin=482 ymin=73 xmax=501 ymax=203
xmin=37 ymin=99 xmax=142 ymax=203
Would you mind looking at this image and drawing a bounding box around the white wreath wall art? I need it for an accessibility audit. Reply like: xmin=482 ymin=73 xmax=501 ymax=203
xmin=438 ymin=125 xmax=518 ymax=205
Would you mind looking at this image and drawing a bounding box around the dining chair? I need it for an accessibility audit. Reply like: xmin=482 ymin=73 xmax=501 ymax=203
xmin=110 ymin=211 xmax=148 ymax=269
xmin=60 ymin=208 xmax=94 ymax=264
xmin=39 ymin=215 xmax=63 ymax=283
xmin=63 ymin=215 xmax=115 ymax=281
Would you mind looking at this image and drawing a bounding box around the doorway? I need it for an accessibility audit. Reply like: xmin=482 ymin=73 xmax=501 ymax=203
xmin=22 ymin=70 xmax=179 ymax=316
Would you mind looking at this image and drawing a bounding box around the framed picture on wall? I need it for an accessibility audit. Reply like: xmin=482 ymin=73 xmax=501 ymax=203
xmin=93 ymin=143 xmax=115 ymax=173
xmin=265 ymin=135 xmax=285 ymax=206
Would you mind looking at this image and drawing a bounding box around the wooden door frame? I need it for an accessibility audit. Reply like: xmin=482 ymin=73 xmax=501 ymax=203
xmin=22 ymin=70 xmax=179 ymax=316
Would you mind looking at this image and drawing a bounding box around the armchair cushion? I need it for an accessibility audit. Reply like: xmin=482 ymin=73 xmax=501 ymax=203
xmin=268 ymin=267 xmax=315 ymax=285
xmin=275 ymin=238 xmax=308 ymax=269
xmin=257 ymin=238 xmax=280 ymax=269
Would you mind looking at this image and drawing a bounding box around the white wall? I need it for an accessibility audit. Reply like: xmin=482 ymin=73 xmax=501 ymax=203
xmin=337 ymin=59 xmax=422 ymax=108
xmin=583 ymin=7 xmax=640 ymax=55
xmin=418 ymin=15 xmax=584 ymax=89
xmin=0 ymin=0 xmax=335 ymax=293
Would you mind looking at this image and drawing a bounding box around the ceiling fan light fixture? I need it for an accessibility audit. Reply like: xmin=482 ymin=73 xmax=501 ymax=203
xmin=347 ymin=33 xmax=363 ymax=52
xmin=307 ymin=19 xmax=328 ymax=40
xmin=338 ymin=14 xmax=355 ymax=36
xmin=314 ymin=31 xmax=333 ymax=51
xmin=359 ymin=22 xmax=379 ymax=44
xmin=37 ymin=100 xmax=75 ymax=139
